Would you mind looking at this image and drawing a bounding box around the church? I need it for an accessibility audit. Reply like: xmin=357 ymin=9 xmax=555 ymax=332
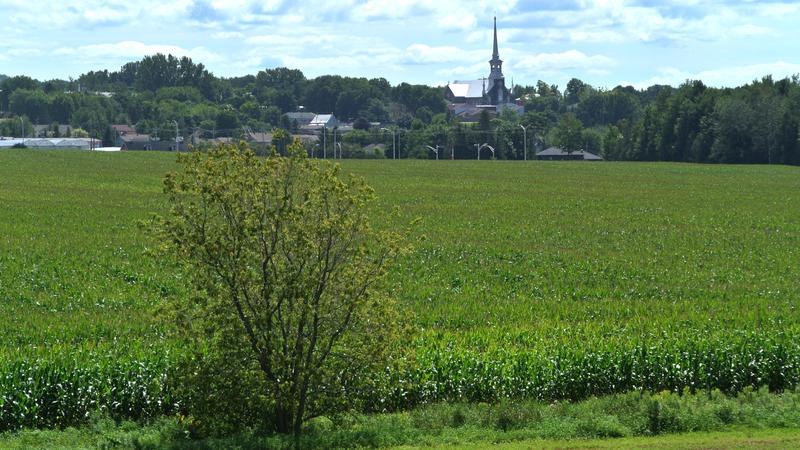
xmin=444 ymin=17 xmax=522 ymax=117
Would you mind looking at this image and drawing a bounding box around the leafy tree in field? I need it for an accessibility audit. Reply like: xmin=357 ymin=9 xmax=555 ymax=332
xmin=153 ymin=142 xmax=406 ymax=436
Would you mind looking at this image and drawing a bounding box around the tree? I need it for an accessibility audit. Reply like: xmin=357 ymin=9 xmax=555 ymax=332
xmin=153 ymin=142 xmax=406 ymax=436
xmin=353 ymin=117 xmax=371 ymax=130
xmin=553 ymin=113 xmax=584 ymax=153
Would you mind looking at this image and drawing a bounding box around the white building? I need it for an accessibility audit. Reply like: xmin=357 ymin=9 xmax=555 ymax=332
xmin=308 ymin=114 xmax=339 ymax=129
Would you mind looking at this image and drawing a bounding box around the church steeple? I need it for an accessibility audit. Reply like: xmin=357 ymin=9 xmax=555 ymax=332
xmin=492 ymin=16 xmax=500 ymax=60
xmin=489 ymin=16 xmax=504 ymax=81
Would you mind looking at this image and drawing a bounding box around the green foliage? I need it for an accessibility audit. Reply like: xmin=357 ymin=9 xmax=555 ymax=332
xmin=153 ymin=143 xmax=407 ymax=435
xmin=552 ymin=113 xmax=584 ymax=152
xmin=7 ymin=388 xmax=800 ymax=448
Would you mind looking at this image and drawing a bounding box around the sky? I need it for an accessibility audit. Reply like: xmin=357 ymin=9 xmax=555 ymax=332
xmin=1 ymin=0 xmax=800 ymax=90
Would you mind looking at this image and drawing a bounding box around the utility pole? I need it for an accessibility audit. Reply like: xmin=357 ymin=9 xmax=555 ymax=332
xmin=322 ymin=126 xmax=327 ymax=159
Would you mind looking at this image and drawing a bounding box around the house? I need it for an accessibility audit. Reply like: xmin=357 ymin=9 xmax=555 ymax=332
xmin=536 ymin=147 xmax=603 ymax=161
xmin=119 ymin=133 xmax=153 ymax=150
xmin=308 ymin=114 xmax=339 ymax=129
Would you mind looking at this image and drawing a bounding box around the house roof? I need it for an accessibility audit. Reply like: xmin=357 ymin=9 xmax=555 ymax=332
xmin=247 ymin=131 xmax=273 ymax=142
xmin=120 ymin=133 xmax=151 ymax=142
xmin=286 ymin=112 xmax=316 ymax=120
xmin=0 ymin=138 xmax=99 ymax=148
xmin=447 ymin=79 xmax=495 ymax=99
xmin=112 ymin=124 xmax=136 ymax=135
xmin=310 ymin=114 xmax=336 ymax=125
xmin=537 ymin=147 xmax=604 ymax=160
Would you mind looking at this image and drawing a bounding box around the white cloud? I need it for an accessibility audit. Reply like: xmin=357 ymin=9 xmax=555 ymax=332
xmin=404 ymin=44 xmax=484 ymax=64
xmin=53 ymin=41 xmax=221 ymax=63
xmin=512 ymin=50 xmax=614 ymax=73
xmin=437 ymin=12 xmax=477 ymax=31
xmin=211 ymin=31 xmax=245 ymax=40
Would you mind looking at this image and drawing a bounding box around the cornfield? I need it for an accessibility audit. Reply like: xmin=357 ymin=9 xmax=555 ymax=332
xmin=1 ymin=150 xmax=799 ymax=430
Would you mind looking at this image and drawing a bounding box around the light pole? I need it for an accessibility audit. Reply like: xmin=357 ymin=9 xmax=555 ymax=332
xmin=425 ymin=145 xmax=441 ymax=160
xmin=322 ymin=126 xmax=327 ymax=159
xmin=381 ymin=127 xmax=397 ymax=159
xmin=172 ymin=120 xmax=179 ymax=152
xmin=19 ymin=117 xmax=24 ymax=144
xmin=519 ymin=124 xmax=528 ymax=161
xmin=333 ymin=127 xmax=339 ymax=159
xmin=476 ymin=143 xmax=495 ymax=160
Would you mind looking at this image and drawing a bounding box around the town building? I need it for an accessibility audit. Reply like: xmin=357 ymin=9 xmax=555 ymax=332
xmin=445 ymin=17 xmax=523 ymax=118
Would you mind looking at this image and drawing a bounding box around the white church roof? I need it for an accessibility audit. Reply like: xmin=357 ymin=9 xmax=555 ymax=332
xmin=448 ymin=80 xmax=490 ymax=99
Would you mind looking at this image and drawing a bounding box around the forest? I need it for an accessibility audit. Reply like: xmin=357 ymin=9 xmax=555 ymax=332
xmin=1 ymin=53 xmax=799 ymax=164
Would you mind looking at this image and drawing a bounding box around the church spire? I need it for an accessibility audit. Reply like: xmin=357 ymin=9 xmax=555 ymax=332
xmin=489 ymin=16 xmax=504 ymax=81
xmin=492 ymin=16 xmax=499 ymax=60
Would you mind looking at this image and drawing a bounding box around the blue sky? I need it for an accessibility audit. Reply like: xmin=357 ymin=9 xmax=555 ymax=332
xmin=2 ymin=0 xmax=800 ymax=89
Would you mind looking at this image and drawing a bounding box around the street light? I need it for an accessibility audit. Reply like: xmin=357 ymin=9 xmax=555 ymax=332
xmin=322 ymin=126 xmax=327 ymax=159
xmin=425 ymin=145 xmax=441 ymax=160
xmin=519 ymin=124 xmax=528 ymax=161
xmin=380 ymin=127 xmax=397 ymax=159
xmin=475 ymin=143 xmax=495 ymax=160
xmin=332 ymin=127 xmax=339 ymax=159
xmin=172 ymin=120 xmax=179 ymax=152
xmin=19 ymin=117 xmax=24 ymax=144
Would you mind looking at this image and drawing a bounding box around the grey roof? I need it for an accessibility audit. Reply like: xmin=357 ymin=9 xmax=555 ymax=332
xmin=537 ymin=147 xmax=603 ymax=160
xmin=120 ymin=134 xmax=151 ymax=142
xmin=0 ymin=138 xmax=98 ymax=149
xmin=286 ymin=112 xmax=316 ymax=120
xmin=447 ymin=79 xmax=494 ymax=99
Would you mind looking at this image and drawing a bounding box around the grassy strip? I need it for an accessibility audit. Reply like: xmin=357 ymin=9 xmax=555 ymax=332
xmin=3 ymin=387 xmax=800 ymax=449
xmin=399 ymin=429 xmax=800 ymax=450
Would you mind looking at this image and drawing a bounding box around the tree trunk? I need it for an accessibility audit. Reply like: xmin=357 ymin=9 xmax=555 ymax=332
xmin=275 ymin=405 xmax=293 ymax=435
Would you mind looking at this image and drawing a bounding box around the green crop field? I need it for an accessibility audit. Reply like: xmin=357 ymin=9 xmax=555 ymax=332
xmin=2 ymin=149 xmax=800 ymax=431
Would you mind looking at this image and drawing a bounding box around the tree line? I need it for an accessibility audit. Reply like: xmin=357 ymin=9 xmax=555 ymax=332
xmin=1 ymin=54 xmax=799 ymax=164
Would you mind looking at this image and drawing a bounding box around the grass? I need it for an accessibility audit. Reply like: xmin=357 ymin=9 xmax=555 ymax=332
xmin=4 ymin=387 xmax=800 ymax=448
xmin=1 ymin=149 xmax=800 ymax=429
